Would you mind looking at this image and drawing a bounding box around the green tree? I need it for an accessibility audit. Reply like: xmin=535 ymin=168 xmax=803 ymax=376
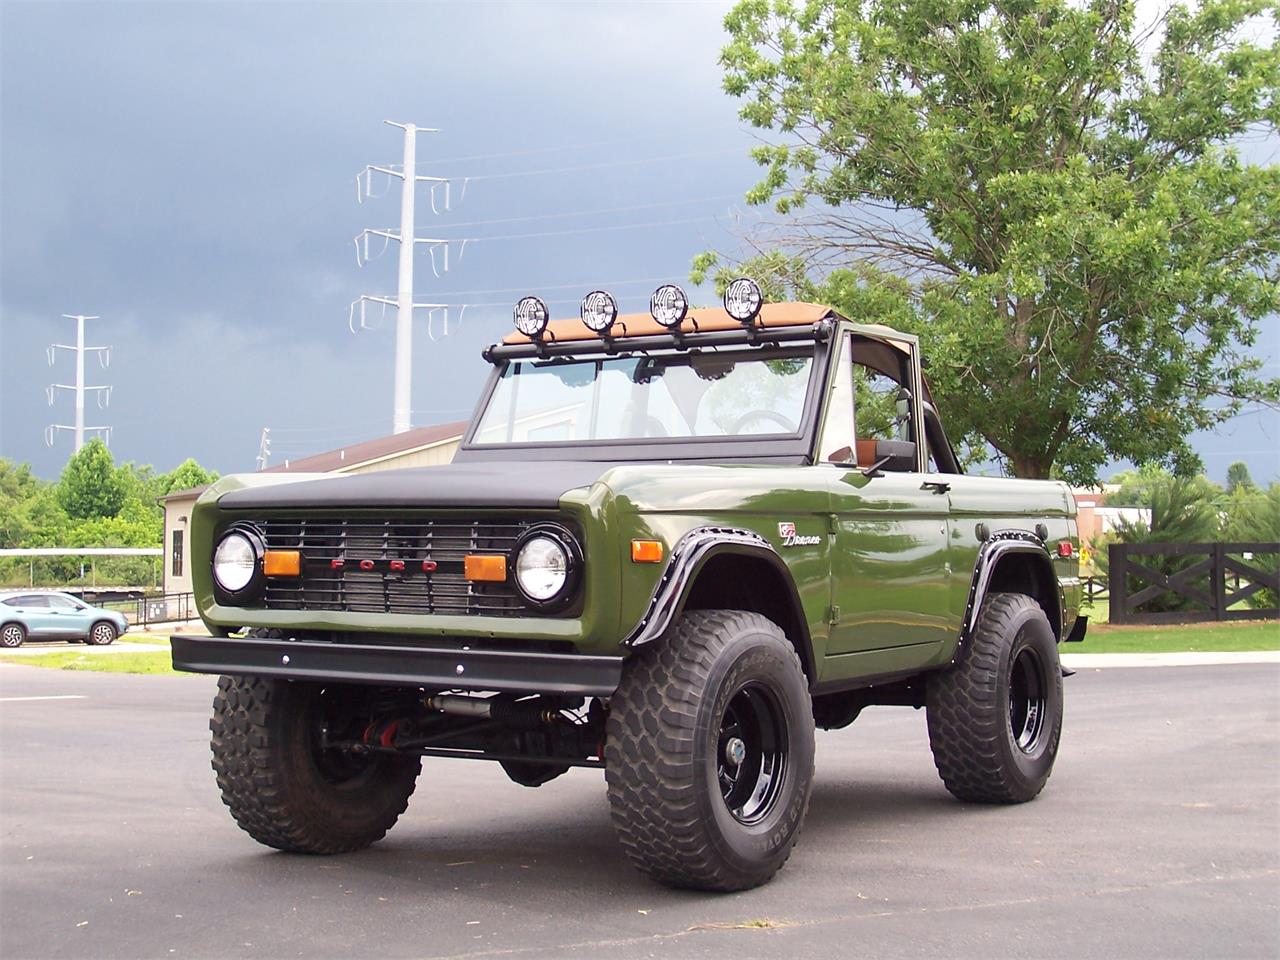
xmin=708 ymin=0 xmax=1280 ymax=483
xmin=57 ymin=438 xmax=125 ymax=520
xmin=1226 ymin=460 xmax=1256 ymax=495
xmin=1220 ymin=482 xmax=1280 ymax=608
xmin=156 ymin=458 xmax=219 ymax=497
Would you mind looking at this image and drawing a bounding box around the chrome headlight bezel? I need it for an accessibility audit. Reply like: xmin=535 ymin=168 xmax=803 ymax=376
xmin=512 ymin=523 xmax=582 ymax=611
xmin=212 ymin=526 xmax=266 ymax=602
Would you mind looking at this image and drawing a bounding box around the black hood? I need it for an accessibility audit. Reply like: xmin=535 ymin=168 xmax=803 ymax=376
xmin=216 ymin=460 xmax=614 ymax=511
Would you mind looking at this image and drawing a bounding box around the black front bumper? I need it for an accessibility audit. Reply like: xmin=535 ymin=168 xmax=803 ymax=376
xmin=171 ymin=634 xmax=623 ymax=696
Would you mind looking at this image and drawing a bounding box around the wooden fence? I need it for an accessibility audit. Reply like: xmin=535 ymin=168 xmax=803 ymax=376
xmin=1107 ymin=541 xmax=1279 ymax=625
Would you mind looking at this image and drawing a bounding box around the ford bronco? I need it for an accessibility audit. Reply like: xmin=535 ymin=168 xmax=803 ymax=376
xmin=173 ymin=279 xmax=1085 ymax=891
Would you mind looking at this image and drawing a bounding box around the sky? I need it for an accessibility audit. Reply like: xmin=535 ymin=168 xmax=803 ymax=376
xmin=1 ymin=0 xmax=1276 ymax=485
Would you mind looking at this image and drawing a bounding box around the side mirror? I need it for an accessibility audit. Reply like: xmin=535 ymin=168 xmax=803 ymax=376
xmin=861 ymin=439 xmax=916 ymax=476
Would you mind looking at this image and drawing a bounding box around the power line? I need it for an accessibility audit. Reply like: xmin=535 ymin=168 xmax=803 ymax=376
xmin=462 ymin=148 xmax=743 ymax=182
xmin=425 ymin=193 xmax=740 ymax=230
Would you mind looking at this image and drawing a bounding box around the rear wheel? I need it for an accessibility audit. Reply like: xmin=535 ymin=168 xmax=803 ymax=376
xmin=926 ymin=592 xmax=1063 ymax=803
xmin=606 ymin=609 xmax=814 ymax=891
xmin=86 ymin=621 xmax=117 ymax=646
xmin=210 ymin=674 xmax=421 ymax=853
xmin=1 ymin=623 xmax=25 ymax=648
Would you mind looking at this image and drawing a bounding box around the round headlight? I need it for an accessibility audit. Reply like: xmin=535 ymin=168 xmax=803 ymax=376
xmin=723 ymin=277 xmax=763 ymax=324
xmin=213 ymin=531 xmax=259 ymax=594
xmin=580 ymin=290 xmax=618 ymax=334
xmin=515 ymin=536 xmax=568 ymax=602
xmin=513 ymin=526 xmax=581 ymax=609
xmin=649 ymin=284 xmax=689 ymax=328
xmin=514 ymin=296 xmax=549 ymax=338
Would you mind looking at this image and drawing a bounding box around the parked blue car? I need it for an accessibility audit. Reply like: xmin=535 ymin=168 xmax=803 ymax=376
xmin=0 ymin=591 xmax=129 ymax=647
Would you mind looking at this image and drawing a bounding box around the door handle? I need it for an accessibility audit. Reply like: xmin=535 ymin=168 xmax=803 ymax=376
xmin=921 ymin=480 xmax=951 ymax=495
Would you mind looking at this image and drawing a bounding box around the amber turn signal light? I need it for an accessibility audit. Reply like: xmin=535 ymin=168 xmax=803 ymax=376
xmin=262 ymin=550 xmax=301 ymax=577
xmin=631 ymin=540 xmax=664 ymax=563
xmin=464 ymin=554 xmax=507 ymax=582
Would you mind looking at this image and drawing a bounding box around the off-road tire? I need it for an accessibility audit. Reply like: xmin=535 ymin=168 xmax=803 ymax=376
xmin=1 ymin=623 xmax=25 ymax=647
xmin=605 ymin=609 xmax=814 ymax=891
xmin=85 ymin=621 xmax=117 ymax=645
xmin=210 ymin=665 xmax=421 ymax=854
xmin=927 ymin=592 xmax=1063 ymax=803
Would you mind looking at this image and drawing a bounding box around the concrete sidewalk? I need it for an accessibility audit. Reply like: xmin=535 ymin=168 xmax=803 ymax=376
xmin=1061 ymin=650 xmax=1280 ymax=668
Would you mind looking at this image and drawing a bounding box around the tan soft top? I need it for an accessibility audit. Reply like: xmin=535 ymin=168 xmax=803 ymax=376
xmin=502 ymin=301 xmax=836 ymax=345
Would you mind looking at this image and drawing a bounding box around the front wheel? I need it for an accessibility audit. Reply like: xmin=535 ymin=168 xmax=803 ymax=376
xmin=86 ymin=621 xmax=117 ymax=645
xmin=926 ymin=592 xmax=1063 ymax=803
xmin=1 ymin=623 xmax=26 ymax=648
xmin=210 ymin=675 xmax=421 ymax=853
xmin=605 ymin=610 xmax=814 ymax=891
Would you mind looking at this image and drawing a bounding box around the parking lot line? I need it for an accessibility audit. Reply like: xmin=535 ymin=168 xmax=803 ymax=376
xmin=0 ymin=695 xmax=87 ymax=702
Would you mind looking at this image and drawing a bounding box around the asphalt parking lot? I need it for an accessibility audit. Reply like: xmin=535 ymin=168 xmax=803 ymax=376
xmin=1 ymin=661 xmax=1276 ymax=960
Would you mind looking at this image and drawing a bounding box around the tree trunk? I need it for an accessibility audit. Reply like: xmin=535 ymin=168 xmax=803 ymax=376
xmin=1010 ymin=453 xmax=1053 ymax=479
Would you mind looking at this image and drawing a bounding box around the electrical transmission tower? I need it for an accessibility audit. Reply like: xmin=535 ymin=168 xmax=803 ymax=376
xmin=351 ymin=120 xmax=467 ymax=436
xmin=46 ymin=314 xmax=112 ymax=452
xmin=256 ymin=427 xmax=272 ymax=471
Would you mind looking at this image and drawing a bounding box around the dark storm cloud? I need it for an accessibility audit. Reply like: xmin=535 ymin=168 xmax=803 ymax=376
xmin=1 ymin=1 xmax=1275 ymax=482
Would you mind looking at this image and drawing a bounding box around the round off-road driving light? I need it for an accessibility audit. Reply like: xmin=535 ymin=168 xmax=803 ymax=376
xmin=649 ymin=284 xmax=689 ymax=328
xmin=724 ymin=277 xmax=764 ymax=324
xmin=513 ymin=296 xmax=550 ymax=338
xmin=580 ymin=290 xmax=618 ymax=335
xmin=213 ymin=530 xmax=259 ymax=594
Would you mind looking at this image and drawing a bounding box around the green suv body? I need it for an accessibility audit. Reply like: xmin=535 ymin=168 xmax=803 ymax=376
xmin=176 ymin=297 xmax=1083 ymax=891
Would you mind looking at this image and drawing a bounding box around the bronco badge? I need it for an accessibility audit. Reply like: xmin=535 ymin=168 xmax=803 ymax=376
xmin=778 ymin=522 xmax=821 ymax=547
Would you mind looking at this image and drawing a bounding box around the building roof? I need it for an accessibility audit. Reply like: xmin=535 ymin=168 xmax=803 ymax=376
xmin=158 ymin=483 xmax=212 ymax=503
xmin=264 ymin=419 xmax=469 ymax=474
xmin=503 ymin=301 xmax=835 ymax=345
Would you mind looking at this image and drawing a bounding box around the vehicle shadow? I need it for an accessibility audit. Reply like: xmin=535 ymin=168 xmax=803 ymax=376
xmin=215 ymin=770 xmax=958 ymax=900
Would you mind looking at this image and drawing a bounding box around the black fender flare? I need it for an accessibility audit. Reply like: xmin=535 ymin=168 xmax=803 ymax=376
xmin=621 ymin=526 xmax=813 ymax=669
xmin=957 ymin=530 xmax=1063 ymax=664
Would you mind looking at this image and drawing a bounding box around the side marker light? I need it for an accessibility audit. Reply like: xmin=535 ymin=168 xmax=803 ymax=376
xmin=631 ymin=540 xmax=664 ymax=563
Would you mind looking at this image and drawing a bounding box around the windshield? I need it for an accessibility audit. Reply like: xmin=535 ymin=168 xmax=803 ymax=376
xmin=471 ymin=347 xmax=817 ymax=445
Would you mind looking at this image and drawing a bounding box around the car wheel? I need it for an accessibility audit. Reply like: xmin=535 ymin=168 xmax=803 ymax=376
xmin=1 ymin=623 xmax=26 ymax=648
xmin=605 ymin=609 xmax=815 ymax=891
xmin=86 ymin=621 xmax=118 ymax=646
xmin=926 ymin=592 xmax=1064 ymax=803
xmin=210 ymin=668 xmax=421 ymax=854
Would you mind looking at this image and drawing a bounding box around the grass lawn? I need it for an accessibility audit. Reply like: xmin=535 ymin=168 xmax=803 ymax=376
xmin=0 ymin=649 xmax=179 ymax=675
xmin=1073 ymin=619 xmax=1280 ymax=654
xmin=119 ymin=633 xmax=171 ymax=645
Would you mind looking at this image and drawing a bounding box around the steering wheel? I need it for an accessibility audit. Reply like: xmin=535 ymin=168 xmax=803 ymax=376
xmin=729 ymin=409 xmax=797 ymax=435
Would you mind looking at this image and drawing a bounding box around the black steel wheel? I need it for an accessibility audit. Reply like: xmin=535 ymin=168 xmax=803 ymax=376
xmin=926 ymin=592 xmax=1064 ymax=803
xmin=209 ymin=656 xmax=420 ymax=854
xmin=86 ymin=621 xmax=117 ymax=646
xmin=716 ymin=683 xmax=788 ymax=824
xmin=606 ymin=609 xmax=814 ymax=891
xmin=1 ymin=623 xmax=25 ymax=648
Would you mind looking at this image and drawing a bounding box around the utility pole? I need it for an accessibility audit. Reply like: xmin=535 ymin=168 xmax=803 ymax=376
xmin=352 ymin=121 xmax=465 ymax=435
xmin=46 ymin=314 xmax=112 ymax=452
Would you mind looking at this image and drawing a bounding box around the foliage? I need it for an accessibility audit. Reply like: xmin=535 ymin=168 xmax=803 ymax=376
xmin=1099 ymin=473 xmax=1221 ymax=612
xmin=1105 ymin=463 xmax=1222 ymax=507
xmin=0 ymin=449 xmax=218 ymax=588
xmin=1226 ymin=460 xmax=1256 ymax=495
xmin=1220 ymin=482 xmax=1280 ymax=607
xmin=58 ymin=438 xmax=125 ymax=520
xmin=707 ymin=0 xmax=1280 ymax=483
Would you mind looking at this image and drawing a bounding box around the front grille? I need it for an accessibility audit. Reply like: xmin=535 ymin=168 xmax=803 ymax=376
xmin=251 ymin=517 xmax=531 ymax=617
